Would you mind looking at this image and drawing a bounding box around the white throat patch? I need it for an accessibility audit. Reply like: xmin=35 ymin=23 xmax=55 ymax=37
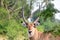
xmin=28 ymin=28 xmax=35 ymax=37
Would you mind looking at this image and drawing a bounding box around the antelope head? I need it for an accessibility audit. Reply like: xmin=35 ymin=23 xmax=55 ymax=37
xmin=22 ymin=7 xmax=39 ymax=37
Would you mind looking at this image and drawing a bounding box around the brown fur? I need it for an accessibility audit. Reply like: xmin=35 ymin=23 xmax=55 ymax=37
xmin=27 ymin=23 xmax=60 ymax=40
xmin=29 ymin=28 xmax=60 ymax=40
xmin=29 ymin=28 xmax=51 ymax=40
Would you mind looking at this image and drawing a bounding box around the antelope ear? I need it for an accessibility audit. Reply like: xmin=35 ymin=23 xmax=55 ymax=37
xmin=34 ymin=17 xmax=40 ymax=27
xmin=34 ymin=23 xmax=36 ymax=28
xmin=34 ymin=22 xmax=40 ymax=27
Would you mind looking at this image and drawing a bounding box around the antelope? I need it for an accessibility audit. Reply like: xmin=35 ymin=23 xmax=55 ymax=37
xmin=22 ymin=7 xmax=60 ymax=40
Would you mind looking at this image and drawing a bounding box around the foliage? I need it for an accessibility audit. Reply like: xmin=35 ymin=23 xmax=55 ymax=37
xmin=0 ymin=7 xmax=8 ymax=20
xmin=37 ymin=25 xmax=44 ymax=32
xmin=0 ymin=0 xmax=29 ymax=40
xmin=52 ymin=23 xmax=60 ymax=36
xmin=0 ymin=0 xmax=60 ymax=40
xmin=33 ymin=2 xmax=59 ymax=22
xmin=41 ymin=3 xmax=58 ymax=20
xmin=43 ymin=18 xmax=56 ymax=32
xmin=5 ymin=19 xmax=27 ymax=40
xmin=43 ymin=18 xmax=60 ymax=36
xmin=0 ymin=7 xmax=8 ymax=34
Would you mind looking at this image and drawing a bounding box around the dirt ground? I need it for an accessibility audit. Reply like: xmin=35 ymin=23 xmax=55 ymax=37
xmin=0 ymin=35 xmax=8 ymax=40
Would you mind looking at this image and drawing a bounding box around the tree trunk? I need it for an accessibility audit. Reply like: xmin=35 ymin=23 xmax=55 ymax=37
xmin=0 ymin=0 xmax=4 ymax=7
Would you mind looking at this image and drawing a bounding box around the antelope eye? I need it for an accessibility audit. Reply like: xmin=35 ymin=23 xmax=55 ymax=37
xmin=26 ymin=23 xmax=28 ymax=25
xmin=34 ymin=23 xmax=35 ymax=25
xmin=33 ymin=23 xmax=36 ymax=28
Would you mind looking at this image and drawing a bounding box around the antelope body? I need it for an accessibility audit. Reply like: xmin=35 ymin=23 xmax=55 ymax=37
xmin=22 ymin=7 xmax=60 ymax=40
xmin=24 ymin=22 xmax=60 ymax=40
xmin=26 ymin=23 xmax=55 ymax=40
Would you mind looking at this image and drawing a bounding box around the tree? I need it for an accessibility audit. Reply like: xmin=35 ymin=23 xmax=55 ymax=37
xmin=32 ymin=0 xmax=59 ymax=22
xmin=0 ymin=0 xmax=34 ymax=40
xmin=41 ymin=3 xmax=59 ymax=21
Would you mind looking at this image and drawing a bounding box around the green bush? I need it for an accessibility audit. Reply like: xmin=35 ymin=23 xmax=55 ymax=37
xmin=0 ymin=7 xmax=28 ymax=40
xmin=43 ymin=18 xmax=56 ymax=32
xmin=0 ymin=7 xmax=8 ymax=34
xmin=4 ymin=19 xmax=28 ymax=40
xmin=43 ymin=18 xmax=60 ymax=36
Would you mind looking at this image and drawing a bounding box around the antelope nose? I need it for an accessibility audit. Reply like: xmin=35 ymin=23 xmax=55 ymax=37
xmin=29 ymin=31 xmax=32 ymax=33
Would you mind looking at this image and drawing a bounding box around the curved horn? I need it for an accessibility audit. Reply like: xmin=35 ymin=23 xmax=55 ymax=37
xmin=34 ymin=17 xmax=39 ymax=23
xmin=22 ymin=7 xmax=28 ymax=24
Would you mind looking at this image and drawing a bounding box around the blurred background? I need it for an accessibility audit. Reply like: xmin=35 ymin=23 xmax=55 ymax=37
xmin=0 ymin=0 xmax=60 ymax=40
